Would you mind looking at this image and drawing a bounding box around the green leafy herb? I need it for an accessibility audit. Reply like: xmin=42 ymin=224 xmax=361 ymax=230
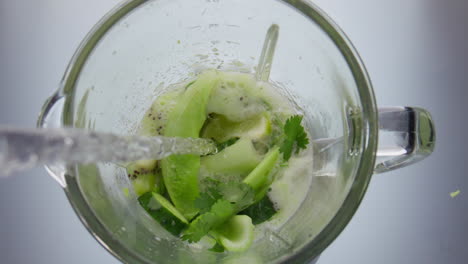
xmin=188 ymin=181 xmax=255 ymax=242
xmin=209 ymin=243 xmax=225 ymax=253
xmin=194 ymin=187 xmax=222 ymax=214
xmin=138 ymin=192 xmax=188 ymax=236
xmin=183 ymin=180 xmax=258 ymax=243
xmin=200 ymin=177 xmax=222 ymax=188
xmin=182 ymin=199 xmax=237 ymax=242
xmin=215 ymin=137 xmax=240 ymax=152
xmin=240 ymin=195 xmax=277 ymax=225
xmin=138 ymin=192 xmax=154 ymax=211
xmin=279 ymin=115 xmax=309 ymax=161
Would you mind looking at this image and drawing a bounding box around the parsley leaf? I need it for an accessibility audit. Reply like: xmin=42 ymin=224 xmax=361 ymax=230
xmin=279 ymin=115 xmax=309 ymax=161
xmin=240 ymin=195 xmax=277 ymax=225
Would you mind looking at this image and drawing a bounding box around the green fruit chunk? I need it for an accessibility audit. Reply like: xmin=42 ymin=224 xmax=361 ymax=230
xmin=132 ymin=172 xmax=157 ymax=196
xmin=161 ymin=70 xmax=220 ymax=219
xmin=126 ymin=160 xmax=161 ymax=196
xmin=201 ymin=138 xmax=261 ymax=175
xmin=127 ymin=159 xmax=157 ymax=173
xmin=202 ymin=113 xmax=272 ymax=142
xmin=138 ymin=192 xmax=188 ymax=236
xmin=213 ymin=215 xmax=254 ymax=252
xmin=164 ymin=70 xmax=220 ymax=138
xmin=207 ymin=72 xmax=266 ymax=122
xmin=243 ymin=147 xmax=280 ymax=191
xmin=139 ymin=89 xmax=181 ymax=136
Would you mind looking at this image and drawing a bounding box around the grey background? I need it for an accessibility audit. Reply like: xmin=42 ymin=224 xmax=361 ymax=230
xmin=0 ymin=0 xmax=466 ymax=263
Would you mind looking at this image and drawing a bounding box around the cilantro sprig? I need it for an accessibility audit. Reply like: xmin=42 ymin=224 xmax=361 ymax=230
xmin=182 ymin=199 xmax=237 ymax=242
xmin=182 ymin=180 xmax=256 ymax=242
xmin=194 ymin=187 xmax=222 ymax=214
xmin=279 ymin=115 xmax=309 ymax=161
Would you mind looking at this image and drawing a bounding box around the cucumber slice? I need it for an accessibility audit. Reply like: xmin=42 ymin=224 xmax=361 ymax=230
xmin=201 ymin=138 xmax=261 ymax=175
xmin=161 ymin=70 xmax=220 ymax=219
xmin=207 ymin=72 xmax=266 ymax=122
xmin=213 ymin=215 xmax=254 ymax=252
xmin=138 ymin=192 xmax=188 ymax=236
xmin=243 ymin=147 xmax=280 ymax=191
xmin=202 ymin=113 xmax=272 ymax=143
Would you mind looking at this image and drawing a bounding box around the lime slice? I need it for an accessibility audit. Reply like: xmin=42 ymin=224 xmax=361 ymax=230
xmin=214 ymin=215 xmax=254 ymax=252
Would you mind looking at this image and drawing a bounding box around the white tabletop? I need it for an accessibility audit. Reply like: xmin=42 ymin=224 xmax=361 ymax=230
xmin=0 ymin=1 xmax=466 ymax=263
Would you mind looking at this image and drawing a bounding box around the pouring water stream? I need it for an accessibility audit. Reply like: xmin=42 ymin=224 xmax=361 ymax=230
xmin=0 ymin=128 xmax=216 ymax=176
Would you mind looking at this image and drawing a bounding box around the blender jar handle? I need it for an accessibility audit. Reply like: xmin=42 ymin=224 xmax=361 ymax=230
xmin=37 ymin=92 xmax=68 ymax=187
xmin=374 ymin=107 xmax=435 ymax=173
